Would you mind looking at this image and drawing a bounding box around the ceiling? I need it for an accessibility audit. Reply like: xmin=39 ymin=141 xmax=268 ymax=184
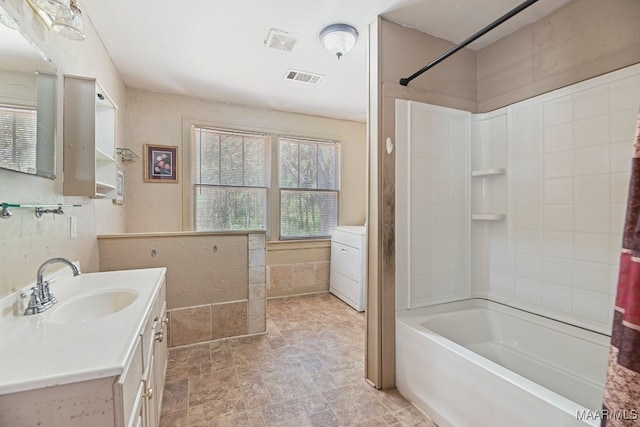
xmin=80 ymin=0 xmax=571 ymax=123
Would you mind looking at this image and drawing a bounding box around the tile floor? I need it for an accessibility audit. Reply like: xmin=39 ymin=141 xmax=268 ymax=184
xmin=159 ymin=292 xmax=436 ymax=426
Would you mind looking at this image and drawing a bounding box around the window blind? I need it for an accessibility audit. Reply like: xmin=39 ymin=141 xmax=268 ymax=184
xmin=278 ymin=136 xmax=340 ymax=239
xmin=193 ymin=126 xmax=269 ymax=231
xmin=0 ymin=105 xmax=37 ymax=174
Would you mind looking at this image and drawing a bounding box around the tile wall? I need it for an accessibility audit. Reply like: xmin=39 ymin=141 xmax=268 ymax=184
xmin=266 ymin=262 xmax=330 ymax=295
xmin=492 ymin=64 xmax=640 ymax=333
xmin=470 ymin=110 xmax=509 ymax=302
xmin=398 ymin=64 xmax=640 ymax=333
xmin=395 ymin=101 xmax=470 ymax=310
xmin=168 ymin=233 xmax=267 ymax=346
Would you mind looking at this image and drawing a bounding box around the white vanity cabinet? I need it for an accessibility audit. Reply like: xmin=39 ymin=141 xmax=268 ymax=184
xmin=116 ymin=280 xmax=167 ymax=427
xmin=63 ymin=75 xmax=118 ymax=199
xmin=0 ymin=269 xmax=168 ymax=427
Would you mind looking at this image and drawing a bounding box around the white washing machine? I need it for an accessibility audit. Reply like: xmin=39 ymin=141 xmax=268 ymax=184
xmin=329 ymin=226 xmax=367 ymax=312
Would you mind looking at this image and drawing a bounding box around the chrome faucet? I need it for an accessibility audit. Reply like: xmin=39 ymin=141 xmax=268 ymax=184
xmin=24 ymin=257 xmax=81 ymax=315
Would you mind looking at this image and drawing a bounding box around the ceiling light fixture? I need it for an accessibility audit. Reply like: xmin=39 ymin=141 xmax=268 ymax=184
xmin=25 ymin=0 xmax=85 ymax=40
xmin=319 ymin=23 xmax=358 ymax=60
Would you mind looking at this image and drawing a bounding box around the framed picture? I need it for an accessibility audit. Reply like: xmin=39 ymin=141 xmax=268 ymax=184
xmin=113 ymin=168 xmax=124 ymax=205
xmin=144 ymin=144 xmax=178 ymax=183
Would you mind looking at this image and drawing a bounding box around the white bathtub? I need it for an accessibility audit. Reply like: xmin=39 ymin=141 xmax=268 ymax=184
xmin=396 ymin=299 xmax=611 ymax=427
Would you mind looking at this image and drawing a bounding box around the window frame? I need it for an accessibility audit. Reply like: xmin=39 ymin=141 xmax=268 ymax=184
xmin=277 ymin=135 xmax=340 ymax=240
xmin=191 ymin=125 xmax=271 ymax=233
xmin=183 ymin=118 xmax=341 ymax=242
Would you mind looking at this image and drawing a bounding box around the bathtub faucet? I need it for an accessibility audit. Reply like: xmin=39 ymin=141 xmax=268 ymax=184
xmin=24 ymin=257 xmax=81 ymax=315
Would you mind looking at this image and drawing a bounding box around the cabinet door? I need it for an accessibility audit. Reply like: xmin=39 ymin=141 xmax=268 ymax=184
xmin=115 ymin=337 xmax=144 ymax=427
xmin=129 ymin=382 xmax=145 ymax=427
xmin=63 ymin=76 xmax=117 ymax=199
xmin=153 ymin=302 xmax=168 ymax=421
xmin=143 ymin=355 xmax=156 ymax=427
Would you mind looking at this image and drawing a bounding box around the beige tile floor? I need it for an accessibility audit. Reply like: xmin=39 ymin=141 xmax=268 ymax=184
xmin=159 ymin=293 xmax=436 ymax=426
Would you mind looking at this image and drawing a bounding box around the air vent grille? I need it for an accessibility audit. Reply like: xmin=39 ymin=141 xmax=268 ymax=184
xmin=284 ymin=69 xmax=323 ymax=85
xmin=265 ymin=29 xmax=301 ymax=53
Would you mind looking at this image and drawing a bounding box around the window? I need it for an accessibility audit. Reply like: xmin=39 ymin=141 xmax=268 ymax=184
xmin=0 ymin=105 xmax=37 ymax=174
xmin=279 ymin=136 xmax=340 ymax=239
xmin=193 ymin=127 xmax=269 ymax=231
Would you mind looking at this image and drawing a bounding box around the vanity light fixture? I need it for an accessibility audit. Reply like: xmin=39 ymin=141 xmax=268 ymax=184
xmin=51 ymin=0 xmax=85 ymax=40
xmin=25 ymin=0 xmax=86 ymax=40
xmin=31 ymin=0 xmax=71 ymax=18
xmin=319 ymin=23 xmax=358 ymax=60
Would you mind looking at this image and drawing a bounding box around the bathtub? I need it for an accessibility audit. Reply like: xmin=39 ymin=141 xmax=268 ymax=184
xmin=396 ymin=299 xmax=611 ymax=427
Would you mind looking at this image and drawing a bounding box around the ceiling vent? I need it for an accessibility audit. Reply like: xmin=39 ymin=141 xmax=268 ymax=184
xmin=265 ymin=29 xmax=302 ymax=53
xmin=284 ymin=69 xmax=324 ymax=85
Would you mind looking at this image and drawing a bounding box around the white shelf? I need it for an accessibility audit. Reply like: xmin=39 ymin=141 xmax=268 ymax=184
xmin=471 ymin=213 xmax=505 ymax=221
xmin=471 ymin=168 xmax=506 ymax=177
xmin=95 ymin=147 xmax=115 ymax=163
xmin=96 ymin=181 xmax=116 ymax=191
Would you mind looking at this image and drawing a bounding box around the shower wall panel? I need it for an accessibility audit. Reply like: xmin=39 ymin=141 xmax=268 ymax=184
xmin=398 ymin=63 xmax=640 ymax=334
xmin=502 ymin=64 xmax=640 ymax=334
xmin=470 ymin=111 xmax=509 ymax=302
xmin=396 ymin=100 xmax=470 ymax=310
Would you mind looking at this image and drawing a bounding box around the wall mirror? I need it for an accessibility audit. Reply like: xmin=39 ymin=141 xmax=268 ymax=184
xmin=0 ymin=5 xmax=57 ymax=179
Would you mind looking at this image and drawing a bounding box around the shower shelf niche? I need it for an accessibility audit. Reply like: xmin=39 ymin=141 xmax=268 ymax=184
xmin=471 ymin=167 xmax=506 ymax=222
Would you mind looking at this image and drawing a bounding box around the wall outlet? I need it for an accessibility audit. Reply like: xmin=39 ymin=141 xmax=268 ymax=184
xmin=70 ymin=216 xmax=78 ymax=239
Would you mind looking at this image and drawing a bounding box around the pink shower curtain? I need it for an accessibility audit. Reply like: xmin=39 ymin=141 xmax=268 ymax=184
xmin=602 ymin=111 xmax=640 ymax=426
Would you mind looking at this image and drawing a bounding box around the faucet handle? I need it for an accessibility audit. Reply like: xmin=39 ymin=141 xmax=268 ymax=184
xmin=41 ymin=281 xmax=56 ymax=304
xmin=24 ymin=287 xmax=42 ymax=315
xmin=29 ymin=286 xmax=41 ymax=302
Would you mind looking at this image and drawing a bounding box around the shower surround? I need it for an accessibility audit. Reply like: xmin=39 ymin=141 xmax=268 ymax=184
xmin=394 ymin=63 xmax=640 ymax=426
xmin=397 ymin=63 xmax=640 ymax=334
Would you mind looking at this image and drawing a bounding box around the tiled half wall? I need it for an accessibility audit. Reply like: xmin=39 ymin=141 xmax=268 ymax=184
xmin=265 ymin=240 xmax=331 ymax=298
xmin=267 ymin=261 xmax=330 ymax=295
xmin=98 ymin=232 xmax=266 ymax=347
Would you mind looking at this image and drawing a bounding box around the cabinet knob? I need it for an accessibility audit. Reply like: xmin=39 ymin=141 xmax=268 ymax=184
xmin=155 ymin=316 xmax=169 ymax=326
xmin=341 ymin=248 xmax=348 ymax=253
xmin=155 ymin=330 xmax=164 ymax=343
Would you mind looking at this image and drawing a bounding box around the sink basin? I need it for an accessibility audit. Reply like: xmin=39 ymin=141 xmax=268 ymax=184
xmin=47 ymin=289 xmax=139 ymax=323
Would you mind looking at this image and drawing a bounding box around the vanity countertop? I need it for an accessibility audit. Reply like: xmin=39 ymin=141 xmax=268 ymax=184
xmin=0 ymin=267 xmax=166 ymax=395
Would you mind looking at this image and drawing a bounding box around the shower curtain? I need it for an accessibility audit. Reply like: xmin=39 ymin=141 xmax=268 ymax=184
xmin=602 ymin=110 xmax=640 ymax=426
